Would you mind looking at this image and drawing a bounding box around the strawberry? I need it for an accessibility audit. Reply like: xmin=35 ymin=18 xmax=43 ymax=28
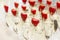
xmin=38 ymin=0 xmax=42 ymax=3
xmin=49 ymin=7 xmax=56 ymax=15
xmin=39 ymin=5 xmax=45 ymax=11
xmin=41 ymin=12 xmax=47 ymax=20
xmin=29 ymin=1 xmax=35 ymax=7
xmin=21 ymin=5 xmax=26 ymax=11
xmin=11 ymin=9 xmax=17 ymax=16
xmin=14 ymin=2 xmax=19 ymax=8
xmin=31 ymin=9 xmax=36 ymax=15
xmin=56 ymin=2 xmax=60 ymax=8
xmin=31 ymin=18 xmax=39 ymax=26
xmin=21 ymin=13 xmax=27 ymax=21
xmin=22 ymin=0 xmax=27 ymax=4
xmin=47 ymin=0 xmax=52 ymax=5
xmin=4 ymin=5 xmax=9 ymax=13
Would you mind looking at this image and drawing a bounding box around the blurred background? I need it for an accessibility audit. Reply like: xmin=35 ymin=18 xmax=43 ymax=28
xmin=0 ymin=0 xmax=60 ymax=40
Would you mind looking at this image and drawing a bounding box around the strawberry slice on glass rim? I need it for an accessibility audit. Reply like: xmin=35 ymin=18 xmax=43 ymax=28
xmin=11 ymin=9 xmax=17 ymax=16
xmin=28 ymin=0 xmax=35 ymax=7
xmin=4 ymin=5 xmax=9 ymax=13
xmin=31 ymin=18 xmax=39 ymax=27
xmin=21 ymin=13 xmax=27 ymax=22
xmin=14 ymin=2 xmax=19 ymax=8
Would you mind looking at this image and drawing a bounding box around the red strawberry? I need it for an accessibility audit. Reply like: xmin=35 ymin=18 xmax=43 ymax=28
xmin=11 ymin=9 xmax=17 ymax=16
xmin=21 ymin=13 xmax=27 ymax=21
xmin=41 ymin=12 xmax=47 ymax=20
xmin=39 ymin=5 xmax=45 ymax=11
xmin=47 ymin=0 xmax=52 ymax=5
xmin=4 ymin=5 xmax=9 ymax=13
xmin=31 ymin=18 xmax=39 ymax=26
xmin=38 ymin=0 xmax=42 ymax=3
xmin=29 ymin=1 xmax=35 ymax=7
xmin=22 ymin=0 xmax=27 ymax=4
xmin=31 ymin=9 xmax=36 ymax=15
xmin=21 ymin=5 xmax=26 ymax=11
xmin=56 ymin=2 xmax=60 ymax=8
xmin=14 ymin=2 xmax=19 ymax=8
xmin=49 ymin=7 xmax=56 ymax=15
